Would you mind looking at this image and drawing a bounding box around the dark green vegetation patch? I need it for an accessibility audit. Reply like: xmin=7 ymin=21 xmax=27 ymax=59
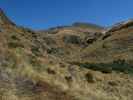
xmin=70 ymin=59 xmax=133 ymax=74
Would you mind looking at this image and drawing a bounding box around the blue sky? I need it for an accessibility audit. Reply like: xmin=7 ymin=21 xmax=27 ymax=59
xmin=0 ymin=0 xmax=133 ymax=29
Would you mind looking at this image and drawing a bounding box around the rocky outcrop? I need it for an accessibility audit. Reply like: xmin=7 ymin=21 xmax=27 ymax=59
xmin=107 ymin=19 xmax=133 ymax=32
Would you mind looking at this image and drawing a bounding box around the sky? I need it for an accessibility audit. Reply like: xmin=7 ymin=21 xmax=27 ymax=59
xmin=0 ymin=0 xmax=133 ymax=29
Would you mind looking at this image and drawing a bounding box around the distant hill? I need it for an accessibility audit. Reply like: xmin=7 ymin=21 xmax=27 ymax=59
xmin=72 ymin=22 xmax=104 ymax=29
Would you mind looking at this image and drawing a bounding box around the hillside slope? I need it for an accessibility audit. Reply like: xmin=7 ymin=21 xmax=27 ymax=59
xmin=0 ymin=10 xmax=133 ymax=100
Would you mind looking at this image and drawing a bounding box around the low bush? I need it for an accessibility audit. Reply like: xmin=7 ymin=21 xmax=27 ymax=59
xmin=31 ymin=45 xmax=42 ymax=56
xmin=85 ymin=72 xmax=95 ymax=83
xmin=43 ymin=37 xmax=56 ymax=45
xmin=8 ymin=41 xmax=24 ymax=48
xmin=11 ymin=35 xmax=20 ymax=40
xmin=63 ymin=35 xmax=81 ymax=45
xmin=47 ymin=47 xmax=64 ymax=55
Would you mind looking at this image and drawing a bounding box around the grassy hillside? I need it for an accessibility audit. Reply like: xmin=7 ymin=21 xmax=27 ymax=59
xmin=0 ymin=10 xmax=133 ymax=100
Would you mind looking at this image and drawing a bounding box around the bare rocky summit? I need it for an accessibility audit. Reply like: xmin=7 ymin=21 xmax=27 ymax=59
xmin=0 ymin=10 xmax=133 ymax=100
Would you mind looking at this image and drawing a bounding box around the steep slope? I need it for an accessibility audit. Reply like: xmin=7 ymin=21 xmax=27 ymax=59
xmin=0 ymin=10 xmax=75 ymax=100
xmin=0 ymin=10 xmax=133 ymax=100
xmin=79 ymin=20 xmax=133 ymax=62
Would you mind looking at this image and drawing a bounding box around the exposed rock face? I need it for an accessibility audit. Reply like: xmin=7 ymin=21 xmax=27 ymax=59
xmin=0 ymin=9 xmax=133 ymax=100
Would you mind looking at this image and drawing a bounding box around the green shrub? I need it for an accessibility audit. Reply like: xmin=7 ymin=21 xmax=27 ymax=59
xmin=85 ymin=72 xmax=95 ymax=83
xmin=43 ymin=37 xmax=56 ymax=45
xmin=11 ymin=35 xmax=20 ymax=40
xmin=8 ymin=42 xmax=24 ymax=48
xmin=63 ymin=35 xmax=81 ymax=45
xmin=31 ymin=45 xmax=41 ymax=56
xmin=47 ymin=47 xmax=65 ymax=55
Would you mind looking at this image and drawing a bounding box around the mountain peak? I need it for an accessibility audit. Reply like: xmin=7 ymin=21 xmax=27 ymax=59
xmin=0 ymin=8 xmax=4 ymax=14
xmin=0 ymin=9 xmax=15 ymax=27
xmin=0 ymin=8 xmax=7 ymax=19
